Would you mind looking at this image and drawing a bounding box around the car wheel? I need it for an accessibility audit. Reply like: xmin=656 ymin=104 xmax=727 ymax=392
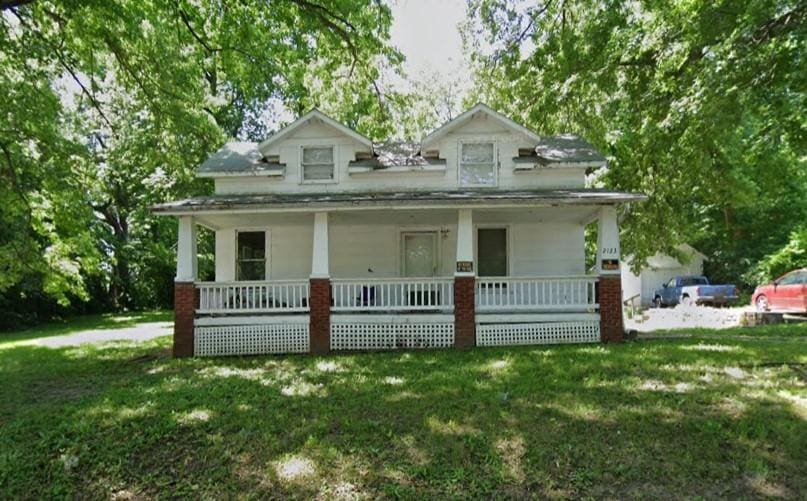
xmin=755 ymin=295 xmax=769 ymax=312
xmin=681 ymin=295 xmax=693 ymax=306
xmin=653 ymin=296 xmax=663 ymax=308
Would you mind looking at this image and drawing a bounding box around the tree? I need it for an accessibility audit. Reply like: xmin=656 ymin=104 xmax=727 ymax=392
xmin=465 ymin=0 xmax=806 ymax=286
xmin=0 ymin=0 xmax=401 ymax=324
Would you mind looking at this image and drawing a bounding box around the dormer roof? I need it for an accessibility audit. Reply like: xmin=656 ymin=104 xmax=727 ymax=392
xmin=257 ymin=108 xmax=373 ymax=156
xmin=420 ymin=103 xmax=542 ymax=151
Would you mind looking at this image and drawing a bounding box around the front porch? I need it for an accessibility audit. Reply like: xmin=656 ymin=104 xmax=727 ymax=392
xmin=163 ymin=193 xmax=631 ymax=357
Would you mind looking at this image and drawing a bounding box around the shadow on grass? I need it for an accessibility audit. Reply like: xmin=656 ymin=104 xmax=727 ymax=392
xmin=0 ymin=310 xmax=172 ymax=345
xmin=0 ymin=333 xmax=805 ymax=499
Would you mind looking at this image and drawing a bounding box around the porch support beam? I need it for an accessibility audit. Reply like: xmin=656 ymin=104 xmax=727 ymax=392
xmin=176 ymin=216 xmax=198 ymax=282
xmin=596 ymin=207 xmax=624 ymax=343
xmin=311 ymin=211 xmax=330 ymax=278
xmin=174 ymin=215 xmax=198 ymax=357
xmin=454 ymin=209 xmax=476 ymax=348
xmin=310 ymin=211 xmax=331 ymax=354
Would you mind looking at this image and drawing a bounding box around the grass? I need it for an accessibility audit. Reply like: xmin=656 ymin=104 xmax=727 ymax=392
xmin=0 ymin=320 xmax=805 ymax=499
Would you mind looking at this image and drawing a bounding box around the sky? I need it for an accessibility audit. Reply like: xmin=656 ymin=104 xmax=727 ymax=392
xmin=388 ymin=0 xmax=469 ymax=80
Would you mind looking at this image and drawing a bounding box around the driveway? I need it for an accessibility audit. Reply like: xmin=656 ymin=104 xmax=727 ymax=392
xmin=625 ymin=304 xmax=753 ymax=332
xmin=34 ymin=321 xmax=172 ymax=348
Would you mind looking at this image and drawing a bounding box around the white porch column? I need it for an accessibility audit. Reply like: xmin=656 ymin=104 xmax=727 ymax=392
xmin=596 ymin=206 xmax=621 ymax=274
xmin=455 ymin=208 xmax=474 ymax=276
xmin=176 ymin=215 xmax=198 ymax=282
xmin=311 ymin=211 xmax=330 ymax=278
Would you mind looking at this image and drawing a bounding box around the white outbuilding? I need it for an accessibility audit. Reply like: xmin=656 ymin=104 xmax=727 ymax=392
xmin=621 ymin=244 xmax=707 ymax=307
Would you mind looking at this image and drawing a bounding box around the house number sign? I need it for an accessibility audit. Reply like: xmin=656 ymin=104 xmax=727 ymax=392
xmin=456 ymin=261 xmax=473 ymax=273
xmin=601 ymin=259 xmax=619 ymax=270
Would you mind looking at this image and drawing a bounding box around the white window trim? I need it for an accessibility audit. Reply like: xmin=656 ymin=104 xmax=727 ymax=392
xmin=234 ymin=228 xmax=271 ymax=281
xmin=299 ymin=145 xmax=337 ymax=185
xmin=458 ymin=140 xmax=498 ymax=188
xmin=474 ymin=224 xmax=512 ymax=277
xmin=398 ymin=228 xmax=442 ymax=277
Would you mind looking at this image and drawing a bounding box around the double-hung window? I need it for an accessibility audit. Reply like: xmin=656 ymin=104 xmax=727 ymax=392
xmin=236 ymin=231 xmax=267 ymax=281
xmin=459 ymin=142 xmax=496 ymax=187
xmin=301 ymin=146 xmax=335 ymax=183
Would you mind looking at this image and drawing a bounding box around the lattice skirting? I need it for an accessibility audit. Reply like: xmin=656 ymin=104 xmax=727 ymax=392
xmin=476 ymin=321 xmax=600 ymax=347
xmin=195 ymin=323 xmax=309 ymax=356
xmin=331 ymin=322 xmax=454 ymax=351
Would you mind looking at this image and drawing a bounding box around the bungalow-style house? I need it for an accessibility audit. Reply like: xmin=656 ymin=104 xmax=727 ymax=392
xmin=153 ymin=104 xmax=646 ymax=357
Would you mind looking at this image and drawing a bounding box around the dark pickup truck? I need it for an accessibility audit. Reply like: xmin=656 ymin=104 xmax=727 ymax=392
xmin=653 ymin=276 xmax=738 ymax=307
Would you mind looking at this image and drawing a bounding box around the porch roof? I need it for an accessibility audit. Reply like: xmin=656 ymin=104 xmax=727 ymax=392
xmin=152 ymin=189 xmax=647 ymax=215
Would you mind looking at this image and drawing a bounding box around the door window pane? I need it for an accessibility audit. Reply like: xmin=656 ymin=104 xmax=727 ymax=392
xmin=478 ymin=228 xmax=507 ymax=276
xmin=302 ymin=146 xmax=335 ymax=181
xmin=237 ymin=231 xmax=266 ymax=281
xmin=460 ymin=143 xmax=495 ymax=186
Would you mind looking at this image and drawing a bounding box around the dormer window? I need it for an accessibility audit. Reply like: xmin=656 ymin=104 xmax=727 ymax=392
xmin=459 ymin=142 xmax=496 ymax=187
xmin=301 ymin=146 xmax=335 ymax=183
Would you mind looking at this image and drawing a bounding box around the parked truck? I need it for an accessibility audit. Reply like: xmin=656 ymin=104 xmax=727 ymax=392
xmin=653 ymin=276 xmax=738 ymax=308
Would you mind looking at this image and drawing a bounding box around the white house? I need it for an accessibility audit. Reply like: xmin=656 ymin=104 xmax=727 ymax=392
xmin=621 ymin=244 xmax=707 ymax=307
xmin=153 ymin=104 xmax=646 ymax=357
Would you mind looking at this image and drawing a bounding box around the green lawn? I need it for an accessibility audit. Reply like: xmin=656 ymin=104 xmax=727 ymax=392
xmin=0 ymin=321 xmax=805 ymax=499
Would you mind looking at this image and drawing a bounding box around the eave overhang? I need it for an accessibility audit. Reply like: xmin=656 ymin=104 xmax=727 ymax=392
xmin=151 ymin=189 xmax=647 ymax=216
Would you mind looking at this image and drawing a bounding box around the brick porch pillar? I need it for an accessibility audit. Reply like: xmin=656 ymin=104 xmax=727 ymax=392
xmin=174 ymin=216 xmax=197 ymax=357
xmin=173 ymin=282 xmax=197 ymax=357
xmin=454 ymin=208 xmax=476 ymax=348
xmin=454 ymin=276 xmax=476 ymax=348
xmin=309 ymin=278 xmax=331 ymax=354
xmin=597 ymin=206 xmax=624 ymax=343
xmin=598 ymin=276 xmax=624 ymax=343
xmin=309 ymin=212 xmax=331 ymax=354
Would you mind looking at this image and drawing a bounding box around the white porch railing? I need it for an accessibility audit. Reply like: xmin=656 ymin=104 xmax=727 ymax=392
xmin=196 ymin=280 xmax=310 ymax=314
xmin=331 ymin=277 xmax=454 ymax=312
xmin=476 ymin=276 xmax=598 ymax=312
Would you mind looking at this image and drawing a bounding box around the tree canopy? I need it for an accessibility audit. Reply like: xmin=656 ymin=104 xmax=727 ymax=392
xmin=465 ymin=0 xmax=806 ymax=283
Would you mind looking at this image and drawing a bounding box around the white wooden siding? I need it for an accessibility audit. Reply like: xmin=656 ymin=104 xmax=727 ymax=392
xmin=212 ymin=218 xmax=583 ymax=280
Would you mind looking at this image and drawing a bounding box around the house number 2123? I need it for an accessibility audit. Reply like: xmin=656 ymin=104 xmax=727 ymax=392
xmin=601 ymin=247 xmax=618 ymax=255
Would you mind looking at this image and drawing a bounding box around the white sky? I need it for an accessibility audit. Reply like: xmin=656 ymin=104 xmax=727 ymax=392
xmin=389 ymin=0 xmax=469 ymax=79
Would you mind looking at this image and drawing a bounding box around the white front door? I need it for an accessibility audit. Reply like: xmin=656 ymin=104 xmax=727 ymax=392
xmin=402 ymin=232 xmax=437 ymax=277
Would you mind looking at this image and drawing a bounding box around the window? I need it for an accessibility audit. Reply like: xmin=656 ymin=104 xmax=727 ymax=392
xmin=236 ymin=231 xmax=266 ymax=281
xmin=778 ymin=271 xmax=803 ymax=285
xmin=478 ymin=228 xmax=507 ymax=276
xmin=459 ymin=142 xmax=496 ymax=187
xmin=301 ymin=146 xmax=335 ymax=182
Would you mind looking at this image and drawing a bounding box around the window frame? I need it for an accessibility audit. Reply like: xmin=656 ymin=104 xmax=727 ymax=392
xmin=299 ymin=145 xmax=337 ymax=184
xmin=234 ymin=229 xmax=271 ymax=282
xmin=458 ymin=140 xmax=498 ymax=188
xmin=474 ymin=225 xmax=511 ymax=277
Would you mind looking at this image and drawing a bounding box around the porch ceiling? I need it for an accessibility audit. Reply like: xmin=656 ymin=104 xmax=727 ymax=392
xmin=152 ymin=189 xmax=647 ymax=216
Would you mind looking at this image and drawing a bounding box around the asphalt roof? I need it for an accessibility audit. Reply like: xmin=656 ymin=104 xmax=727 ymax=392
xmin=152 ymin=189 xmax=646 ymax=214
xmin=197 ymin=142 xmax=268 ymax=175
xmin=532 ymin=134 xmax=607 ymax=165
xmin=349 ymin=141 xmax=445 ymax=169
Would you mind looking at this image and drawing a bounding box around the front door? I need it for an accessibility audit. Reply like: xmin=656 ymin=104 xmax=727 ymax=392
xmin=402 ymin=232 xmax=437 ymax=277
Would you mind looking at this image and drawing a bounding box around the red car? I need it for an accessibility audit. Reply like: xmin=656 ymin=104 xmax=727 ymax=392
xmin=752 ymin=268 xmax=807 ymax=313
